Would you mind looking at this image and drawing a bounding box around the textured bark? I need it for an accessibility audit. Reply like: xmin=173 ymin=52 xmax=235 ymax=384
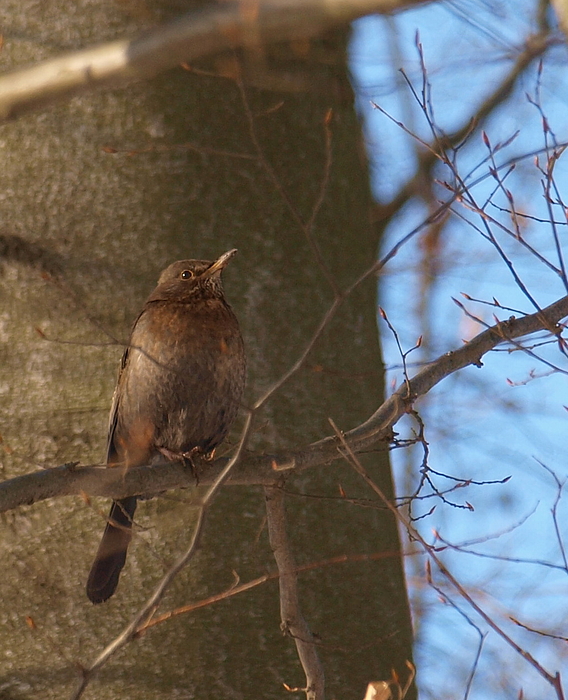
xmin=0 ymin=2 xmax=414 ymax=698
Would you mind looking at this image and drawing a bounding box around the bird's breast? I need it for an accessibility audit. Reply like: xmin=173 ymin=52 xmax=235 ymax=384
xmin=115 ymin=299 xmax=245 ymax=457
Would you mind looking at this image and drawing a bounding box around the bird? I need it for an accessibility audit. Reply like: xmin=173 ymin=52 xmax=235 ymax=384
xmin=86 ymin=249 xmax=246 ymax=604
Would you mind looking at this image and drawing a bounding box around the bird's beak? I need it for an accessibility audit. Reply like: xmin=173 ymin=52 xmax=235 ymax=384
xmin=204 ymin=249 xmax=238 ymax=277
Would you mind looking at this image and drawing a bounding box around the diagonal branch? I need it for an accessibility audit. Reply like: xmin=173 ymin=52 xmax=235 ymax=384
xmin=329 ymin=423 xmax=566 ymax=700
xmin=2 ymin=294 xmax=567 ymax=515
xmin=0 ymin=0 xmax=428 ymax=121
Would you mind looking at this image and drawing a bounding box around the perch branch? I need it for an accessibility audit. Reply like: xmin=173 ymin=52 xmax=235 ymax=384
xmin=1 ymin=293 xmax=567 ymax=515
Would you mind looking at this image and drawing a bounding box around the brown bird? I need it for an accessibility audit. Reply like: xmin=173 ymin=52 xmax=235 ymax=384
xmin=86 ymin=250 xmax=245 ymax=604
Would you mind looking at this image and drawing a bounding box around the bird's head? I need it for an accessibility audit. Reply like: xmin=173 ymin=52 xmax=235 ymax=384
xmin=148 ymin=249 xmax=238 ymax=303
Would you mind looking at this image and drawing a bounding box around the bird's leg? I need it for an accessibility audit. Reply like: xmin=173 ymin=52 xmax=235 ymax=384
xmin=157 ymin=445 xmax=201 ymax=484
xmin=157 ymin=446 xmax=184 ymax=463
xmin=181 ymin=446 xmax=204 ymax=484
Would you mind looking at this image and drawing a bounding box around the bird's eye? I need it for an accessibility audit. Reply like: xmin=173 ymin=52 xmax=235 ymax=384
xmin=180 ymin=270 xmax=194 ymax=280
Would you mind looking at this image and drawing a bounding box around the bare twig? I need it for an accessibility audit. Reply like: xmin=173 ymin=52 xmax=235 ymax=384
xmin=426 ymin=580 xmax=486 ymax=700
xmin=328 ymin=421 xmax=566 ymax=700
xmin=510 ymin=616 xmax=568 ymax=642
xmin=535 ymin=460 xmax=568 ymax=571
xmin=265 ymin=485 xmax=326 ymax=700
xmin=373 ymin=29 xmax=552 ymax=219
xmin=139 ymin=549 xmax=405 ymax=631
xmin=238 ymin=75 xmax=337 ymax=293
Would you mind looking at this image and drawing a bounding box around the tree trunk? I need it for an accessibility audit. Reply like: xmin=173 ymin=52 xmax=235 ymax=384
xmin=0 ymin=2 xmax=414 ymax=698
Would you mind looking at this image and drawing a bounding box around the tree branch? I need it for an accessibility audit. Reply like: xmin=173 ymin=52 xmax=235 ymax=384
xmin=1 ymin=293 xmax=567 ymax=515
xmin=265 ymin=485 xmax=326 ymax=700
xmin=0 ymin=0 xmax=429 ymax=121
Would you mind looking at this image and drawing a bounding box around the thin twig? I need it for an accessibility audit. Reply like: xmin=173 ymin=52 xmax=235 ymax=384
xmin=237 ymin=76 xmax=338 ymax=294
xmin=138 ymin=549 xmax=405 ymax=631
xmin=328 ymin=420 xmax=566 ymax=700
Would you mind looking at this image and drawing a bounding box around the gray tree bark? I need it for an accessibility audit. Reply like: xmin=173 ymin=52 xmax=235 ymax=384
xmin=0 ymin=2 xmax=414 ymax=698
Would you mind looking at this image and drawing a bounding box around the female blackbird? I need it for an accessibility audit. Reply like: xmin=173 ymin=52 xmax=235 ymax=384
xmin=86 ymin=250 xmax=245 ymax=604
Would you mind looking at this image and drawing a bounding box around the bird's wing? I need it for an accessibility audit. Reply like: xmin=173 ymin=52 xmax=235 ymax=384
xmin=106 ymin=344 xmax=130 ymax=465
xmin=106 ymin=302 xmax=153 ymax=465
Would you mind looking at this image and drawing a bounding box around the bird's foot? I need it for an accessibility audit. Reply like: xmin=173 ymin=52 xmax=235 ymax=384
xmin=181 ymin=447 xmax=204 ymax=485
xmin=157 ymin=446 xmax=200 ymax=484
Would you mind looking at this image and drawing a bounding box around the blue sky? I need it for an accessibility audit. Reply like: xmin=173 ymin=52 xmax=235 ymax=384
xmin=350 ymin=3 xmax=568 ymax=697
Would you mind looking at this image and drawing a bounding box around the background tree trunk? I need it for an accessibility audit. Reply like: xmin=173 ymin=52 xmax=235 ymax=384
xmin=0 ymin=2 xmax=414 ymax=698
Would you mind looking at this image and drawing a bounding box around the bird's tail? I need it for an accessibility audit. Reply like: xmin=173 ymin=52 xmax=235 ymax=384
xmin=86 ymin=496 xmax=138 ymax=604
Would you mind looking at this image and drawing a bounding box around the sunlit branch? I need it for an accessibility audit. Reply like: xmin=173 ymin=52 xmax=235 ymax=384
xmin=0 ymin=0 xmax=428 ymax=121
xmin=373 ymin=29 xmax=552 ymax=219
xmin=2 ymin=292 xmax=567 ymax=514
